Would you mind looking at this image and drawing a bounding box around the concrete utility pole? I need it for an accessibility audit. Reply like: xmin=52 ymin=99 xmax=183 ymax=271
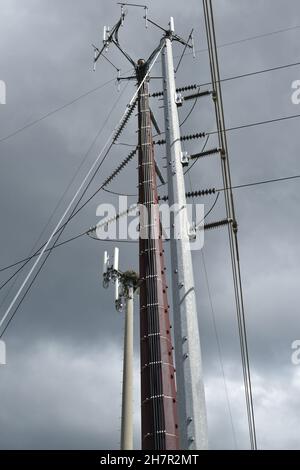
xmin=120 ymin=283 xmax=134 ymax=450
xmin=103 ymin=248 xmax=139 ymax=451
xmin=161 ymin=23 xmax=208 ymax=450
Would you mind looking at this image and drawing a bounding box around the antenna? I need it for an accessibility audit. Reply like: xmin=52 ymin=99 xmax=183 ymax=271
xmin=191 ymin=31 xmax=196 ymax=58
xmin=101 ymin=247 xmax=139 ymax=450
xmin=117 ymin=69 xmax=121 ymax=91
xmin=169 ymin=16 xmax=175 ymax=34
xmin=103 ymin=25 xmax=110 ymax=50
xmin=103 ymin=251 xmax=109 ymax=276
xmin=117 ymin=2 xmax=149 ymax=29
xmin=93 ymin=9 xmax=135 ymax=77
xmin=113 ymin=247 xmax=119 ymax=271
xmin=103 ymin=251 xmax=110 ymax=288
xmin=102 ymin=248 xmax=138 ymax=311
xmin=92 ymin=45 xmax=99 ymax=71
xmin=113 ymin=247 xmax=120 ymax=304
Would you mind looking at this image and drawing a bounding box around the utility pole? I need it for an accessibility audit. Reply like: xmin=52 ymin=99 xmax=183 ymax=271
xmin=137 ymin=58 xmax=179 ymax=450
xmin=161 ymin=21 xmax=208 ymax=450
xmin=120 ymin=283 xmax=134 ymax=451
xmin=92 ymin=8 xmax=180 ymax=450
xmin=103 ymin=248 xmax=139 ymax=451
xmin=93 ymin=7 xmax=208 ymax=450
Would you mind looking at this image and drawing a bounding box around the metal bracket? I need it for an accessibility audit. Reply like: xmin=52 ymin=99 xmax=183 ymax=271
xmin=187 ymin=221 xmax=197 ymax=240
xmin=191 ymin=31 xmax=196 ymax=58
xmin=115 ymin=297 xmax=124 ymax=312
xmin=103 ymin=26 xmax=110 ymax=51
xmin=181 ymin=151 xmax=190 ymax=167
xmin=175 ymin=92 xmax=184 ymax=107
xmin=170 ymin=159 xmax=176 ymax=175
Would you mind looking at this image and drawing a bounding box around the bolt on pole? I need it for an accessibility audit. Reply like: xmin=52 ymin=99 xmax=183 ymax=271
xmin=161 ymin=29 xmax=208 ymax=450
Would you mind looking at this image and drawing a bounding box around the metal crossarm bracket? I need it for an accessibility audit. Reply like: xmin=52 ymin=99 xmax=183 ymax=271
xmin=188 ymin=222 xmax=197 ymax=240
xmin=181 ymin=151 xmax=190 ymax=166
xmin=175 ymin=92 xmax=184 ymax=107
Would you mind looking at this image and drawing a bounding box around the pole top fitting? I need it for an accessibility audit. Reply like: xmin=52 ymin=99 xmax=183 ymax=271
xmin=122 ymin=270 xmax=140 ymax=291
xmin=169 ymin=17 xmax=175 ymax=35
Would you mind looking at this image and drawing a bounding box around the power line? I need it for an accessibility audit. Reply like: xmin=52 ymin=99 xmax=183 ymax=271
xmin=184 ymin=135 xmax=210 ymax=177
xmin=2 ymin=42 xmax=299 ymax=148
xmin=1 ymin=86 xmax=300 ymax=295
xmin=218 ymin=174 xmax=300 ymax=192
xmin=0 ymin=232 xmax=86 ymax=286
xmin=215 ymin=24 xmax=300 ymax=50
xmin=0 ymin=84 xmax=130 ymax=295
xmin=155 ymin=24 xmax=300 ymax=68
xmin=200 ymin=59 xmax=300 ymax=88
xmin=209 ymin=113 xmax=300 ymax=135
xmin=200 ymin=250 xmax=238 ymax=449
xmin=1 ymin=171 xmax=299 ymax=281
xmin=153 ymin=60 xmax=300 ymax=104
xmin=0 ymin=97 xmax=131 ymax=332
xmin=182 ymin=24 xmax=300 ymax=60
xmin=174 ymin=28 xmax=194 ymax=73
xmin=153 ymin=60 xmax=300 ymax=139
xmin=0 ymin=18 xmax=298 ymax=148
xmin=204 ymin=0 xmax=257 ymax=449
xmin=0 ymin=141 xmax=112 ymax=333
xmin=0 ymin=46 xmax=164 ymax=337
xmin=102 ymin=135 xmax=211 ymax=197
xmin=2 ymin=56 xmax=299 ymax=148
xmin=186 ymin=122 xmax=237 ymax=447
xmin=0 ymin=80 xmax=133 ymax=316
xmin=0 ymin=231 xmax=137 ymax=340
xmin=180 ymin=86 xmax=202 ymax=128
xmin=0 ymin=77 xmax=119 ymax=145
xmin=0 ymin=227 xmax=77 ymax=339
xmin=196 ymin=192 xmax=220 ymax=228
xmin=0 ymin=139 xmax=136 ymax=281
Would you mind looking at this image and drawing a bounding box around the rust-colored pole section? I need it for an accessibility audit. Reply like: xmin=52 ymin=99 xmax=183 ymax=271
xmin=137 ymin=59 xmax=179 ymax=450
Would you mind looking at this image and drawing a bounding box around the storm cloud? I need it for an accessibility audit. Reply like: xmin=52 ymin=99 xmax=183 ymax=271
xmin=0 ymin=0 xmax=300 ymax=449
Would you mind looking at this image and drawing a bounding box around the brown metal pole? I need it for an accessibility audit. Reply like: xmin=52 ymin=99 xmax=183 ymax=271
xmin=137 ymin=59 xmax=179 ymax=450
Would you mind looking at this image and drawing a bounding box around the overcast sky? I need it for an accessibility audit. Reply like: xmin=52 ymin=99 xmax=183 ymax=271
xmin=0 ymin=0 xmax=300 ymax=450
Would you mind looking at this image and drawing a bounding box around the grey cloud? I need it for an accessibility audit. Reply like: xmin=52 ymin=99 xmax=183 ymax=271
xmin=0 ymin=0 xmax=300 ymax=450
